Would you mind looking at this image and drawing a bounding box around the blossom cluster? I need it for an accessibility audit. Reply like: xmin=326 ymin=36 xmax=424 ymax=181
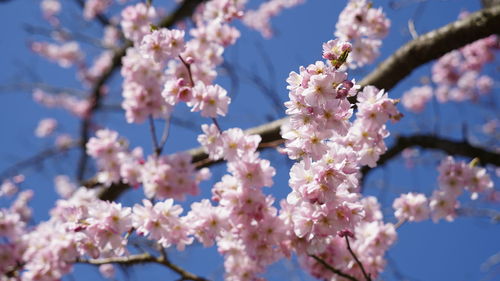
xmin=392 ymin=156 xmax=494 ymax=224
xmin=79 ymin=50 xmax=114 ymax=86
xmin=121 ymin=2 xmax=158 ymax=43
xmin=2 ymin=126 xmax=277 ymax=281
xmin=35 ymin=118 xmax=57 ymax=138
xmin=432 ymin=35 xmax=498 ymax=102
xmin=282 ymin=39 xmax=401 ymax=167
xmin=401 ymin=34 xmax=499 ymax=113
xmin=9 ymin=188 xmax=197 ymax=280
xmin=40 ymin=0 xmax=61 ymax=25
xmin=0 ymin=188 xmax=33 ymax=277
xmin=33 ymin=88 xmax=90 ymax=118
xmin=30 ymin=41 xmax=84 ymax=68
xmin=31 ymin=112 xmax=77 ymax=150
xmin=242 ymin=0 xmax=304 ymax=38
xmin=282 ymin=40 xmax=356 ymax=162
xmin=430 ymin=156 xmax=494 ymax=222
xmin=86 ymin=129 xmax=208 ymax=199
xmin=277 ymin=38 xmax=401 ymax=280
xmin=121 ymin=46 xmax=170 ymax=123
xmin=401 ymin=85 xmax=433 ymax=113
xmin=298 ymin=197 xmax=397 ymax=280
xmin=83 ymin=0 xmax=112 ymax=20
xmin=120 ymin=1 xmax=236 ymax=123
xmin=197 ymin=125 xmax=284 ymax=280
xmin=393 ymin=192 xmax=430 ymax=222
xmin=335 ymin=0 xmax=390 ymax=68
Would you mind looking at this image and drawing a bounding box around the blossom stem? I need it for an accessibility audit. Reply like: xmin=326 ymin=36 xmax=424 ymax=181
xmin=211 ymin=118 xmax=222 ymax=132
xmin=178 ymin=55 xmax=195 ymax=87
xmin=394 ymin=219 xmax=406 ymax=229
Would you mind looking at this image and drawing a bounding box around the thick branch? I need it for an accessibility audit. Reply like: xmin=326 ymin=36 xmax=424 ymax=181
xmin=77 ymin=253 xmax=209 ymax=281
xmin=90 ymin=6 xmax=500 ymax=201
xmin=359 ymin=5 xmax=500 ymax=90
xmin=360 ymin=134 xmax=500 ymax=181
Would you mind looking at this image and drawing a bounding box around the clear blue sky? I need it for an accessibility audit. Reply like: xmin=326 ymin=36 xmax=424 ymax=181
xmin=0 ymin=0 xmax=498 ymax=281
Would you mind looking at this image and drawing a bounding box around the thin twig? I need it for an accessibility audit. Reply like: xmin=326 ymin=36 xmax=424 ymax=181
xmin=149 ymin=116 xmax=161 ymax=156
xmin=158 ymin=116 xmax=172 ymax=154
xmin=0 ymin=141 xmax=80 ymax=181
xmin=344 ymin=236 xmax=372 ymax=281
xmin=408 ymin=19 xmax=418 ymax=40
xmin=211 ymin=118 xmax=222 ymax=132
xmin=394 ymin=219 xmax=406 ymax=229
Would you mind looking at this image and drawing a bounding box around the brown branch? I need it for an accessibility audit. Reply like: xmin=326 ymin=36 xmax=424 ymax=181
xmin=76 ymin=0 xmax=207 ymax=181
xmin=89 ymin=6 xmax=500 ymax=201
xmin=360 ymin=134 xmax=500 ymax=184
xmin=359 ymin=4 xmax=500 ymax=91
xmin=77 ymin=253 xmax=209 ymax=281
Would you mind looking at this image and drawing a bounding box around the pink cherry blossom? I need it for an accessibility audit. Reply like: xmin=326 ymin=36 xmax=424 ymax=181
xmin=393 ymin=193 xmax=430 ymax=222
xmin=35 ymin=118 xmax=57 ymax=138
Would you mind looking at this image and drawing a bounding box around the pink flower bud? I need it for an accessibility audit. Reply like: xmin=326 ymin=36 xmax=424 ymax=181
xmin=185 ymin=56 xmax=194 ymax=64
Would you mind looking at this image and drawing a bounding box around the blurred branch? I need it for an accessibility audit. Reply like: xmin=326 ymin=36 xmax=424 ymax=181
xmin=0 ymin=140 xmax=81 ymax=181
xmin=24 ymin=24 xmax=105 ymax=48
xmin=0 ymin=82 xmax=85 ymax=97
xmin=77 ymin=252 xmax=209 ymax=281
xmin=456 ymin=207 xmax=500 ymax=223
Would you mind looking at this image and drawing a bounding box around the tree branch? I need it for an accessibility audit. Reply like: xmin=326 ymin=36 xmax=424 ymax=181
xmin=77 ymin=253 xmax=209 ymax=281
xmin=360 ymin=134 xmax=500 ymax=184
xmin=359 ymin=5 xmax=500 ymax=90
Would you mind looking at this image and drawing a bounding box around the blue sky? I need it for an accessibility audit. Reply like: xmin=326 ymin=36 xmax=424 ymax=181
xmin=0 ymin=0 xmax=499 ymax=280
